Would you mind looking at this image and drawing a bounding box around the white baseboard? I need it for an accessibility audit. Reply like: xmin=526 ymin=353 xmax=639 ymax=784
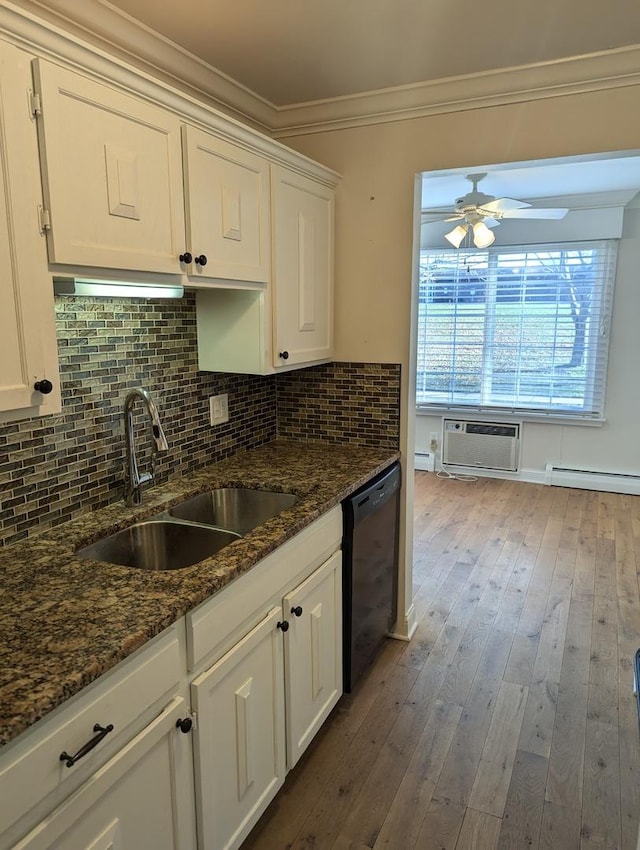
xmin=387 ymin=603 xmax=418 ymax=641
xmin=416 ymin=462 xmax=640 ymax=495
xmin=543 ymin=464 xmax=640 ymax=495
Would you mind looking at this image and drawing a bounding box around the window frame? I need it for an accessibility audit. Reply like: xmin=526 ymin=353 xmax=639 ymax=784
xmin=415 ymin=239 xmax=618 ymax=423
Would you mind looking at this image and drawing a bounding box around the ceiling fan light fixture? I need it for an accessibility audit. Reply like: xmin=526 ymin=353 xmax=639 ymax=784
xmin=444 ymin=223 xmax=468 ymax=248
xmin=472 ymin=220 xmax=495 ymax=248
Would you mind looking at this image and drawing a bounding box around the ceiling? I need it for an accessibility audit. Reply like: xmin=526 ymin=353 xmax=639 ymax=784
xmin=75 ymin=0 xmax=640 ymax=107
xmin=421 ymin=154 xmax=640 ymax=210
xmin=23 ymin=1 xmax=640 ymax=203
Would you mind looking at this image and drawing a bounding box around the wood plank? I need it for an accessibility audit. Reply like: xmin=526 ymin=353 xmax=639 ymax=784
xmin=496 ymin=749 xmax=548 ymax=850
xmin=594 ymin=537 xmax=617 ymax=601
xmin=580 ymin=718 xmax=622 ymax=850
xmin=468 ymin=682 xmax=528 ymax=817
xmin=335 ymin=693 xmax=454 ymax=848
xmin=544 ymin=681 xmax=587 ymax=808
xmin=587 ymin=595 xmax=619 ymax=726
xmin=517 ymin=678 xmax=558 ymax=758
xmin=503 ymin=546 xmax=559 ymax=686
xmin=331 ymin=838 xmax=371 ymax=850
xmin=616 ymin=595 xmax=640 ymax=850
xmin=437 ymin=541 xmax=518 ymax=704
xmin=414 ymin=798 xmax=466 ymax=850
xmin=618 ymin=678 xmax=640 ymax=850
xmin=517 ymin=573 xmax=573 ymax=757
xmin=372 ymin=701 xmax=463 ymax=849
xmin=415 ymin=676 xmax=504 ymax=848
xmin=538 ymin=800 xmax=581 ymax=850
xmin=455 ymin=808 xmax=501 ymax=850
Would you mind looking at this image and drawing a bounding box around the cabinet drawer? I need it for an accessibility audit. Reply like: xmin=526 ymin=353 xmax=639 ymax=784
xmin=0 ymin=624 xmax=182 ymax=845
xmin=186 ymin=507 xmax=342 ymax=673
xmin=12 ymin=696 xmax=195 ymax=850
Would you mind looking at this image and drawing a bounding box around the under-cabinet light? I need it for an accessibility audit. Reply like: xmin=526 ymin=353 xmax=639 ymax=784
xmin=53 ymin=277 xmax=184 ymax=299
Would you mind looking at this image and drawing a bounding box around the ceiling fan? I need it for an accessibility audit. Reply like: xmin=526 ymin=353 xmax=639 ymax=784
xmin=423 ymin=172 xmax=569 ymax=248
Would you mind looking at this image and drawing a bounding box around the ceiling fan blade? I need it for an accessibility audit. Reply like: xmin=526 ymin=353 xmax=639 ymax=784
xmin=501 ymin=207 xmax=569 ymax=220
xmin=421 ymin=209 xmax=458 ymax=216
xmin=444 ymin=214 xmax=465 ymax=222
xmin=481 ymin=197 xmax=530 ymax=214
xmin=484 ymin=217 xmax=500 ymax=228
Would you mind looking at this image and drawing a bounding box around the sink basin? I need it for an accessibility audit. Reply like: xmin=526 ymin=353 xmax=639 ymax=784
xmin=163 ymin=488 xmax=298 ymax=535
xmin=76 ymin=521 xmax=241 ymax=570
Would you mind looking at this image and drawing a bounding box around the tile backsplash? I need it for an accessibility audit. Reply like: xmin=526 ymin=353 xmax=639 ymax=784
xmin=276 ymin=362 xmax=400 ymax=448
xmin=0 ymin=292 xmax=400 ymax=545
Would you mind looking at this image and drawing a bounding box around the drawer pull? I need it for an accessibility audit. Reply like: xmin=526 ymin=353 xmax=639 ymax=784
xmin=277 ymin=620 xmax=289 ymax=632
xmin=176 ymin=717 xmax=193 ymax=734
xmin=291 ymin=606 xmax=303 ymax=617
xmin=59 ymin=723 xmax=114 ymax=768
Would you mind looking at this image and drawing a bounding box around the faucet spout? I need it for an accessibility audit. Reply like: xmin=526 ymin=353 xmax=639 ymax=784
xmin=123 ymin=388 xmax=168 ymax=506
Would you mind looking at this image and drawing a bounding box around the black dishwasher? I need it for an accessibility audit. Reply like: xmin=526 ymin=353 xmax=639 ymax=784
xmin=342 ymin=462 xmax=401 ymax=692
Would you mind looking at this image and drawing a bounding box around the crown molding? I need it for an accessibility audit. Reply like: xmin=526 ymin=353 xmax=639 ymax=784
xmin=270 ymin=45 xmax=640 ymax=138
xmin=3 ymin=0 xmax=640 ymax=140
xmin=5 ymin=0 xmax=278 ymax=132
xmin=0 ymin=0 xmax=339 ymax=186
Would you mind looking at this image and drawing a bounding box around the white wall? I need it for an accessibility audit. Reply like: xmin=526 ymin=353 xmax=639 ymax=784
xmin=281 ymin=85 xmax=640 ymax=634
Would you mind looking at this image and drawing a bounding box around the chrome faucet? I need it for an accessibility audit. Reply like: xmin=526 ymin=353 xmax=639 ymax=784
xmin=123 ymin=387 xmax=169 ymax=506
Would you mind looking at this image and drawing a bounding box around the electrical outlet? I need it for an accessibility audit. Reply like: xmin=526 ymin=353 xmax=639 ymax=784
xmin=429 ymin=431 xmax=439 ymax=452
xmin=209 ymin=393 xmax=229 ymax=425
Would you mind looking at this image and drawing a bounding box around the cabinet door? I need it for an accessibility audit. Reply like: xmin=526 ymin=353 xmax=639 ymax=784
xmin=12 ymin=696 xmax=197 ymax=850
xmin=0 ymin=43 xmax=60 ymax=418
xmin=33 ymin=60 xmax=185 ymax=274
xmin=182 ymin=126 xmax=270 ymax=284
xmin=191 ymin=607 xmax=285 ymax=850
xmin=283 ymin=550 xmax=342 ymax=769
xmin=271 ymin=165 xmax=334 ymax=369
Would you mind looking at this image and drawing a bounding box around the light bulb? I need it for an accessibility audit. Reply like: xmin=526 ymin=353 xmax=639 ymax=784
xmin=472 ymin=221 xmax=495 ymax=248
xmin=444 ymin=224 xmax=468 ymax=248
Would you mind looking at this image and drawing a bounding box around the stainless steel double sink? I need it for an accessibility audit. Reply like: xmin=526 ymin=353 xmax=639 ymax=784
xmin=77 ymin=488 xmax=299 ymax=571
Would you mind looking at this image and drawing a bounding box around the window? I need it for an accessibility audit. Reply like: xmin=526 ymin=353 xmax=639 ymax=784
xmin=416 ymin=240 xmax=618 ymax=419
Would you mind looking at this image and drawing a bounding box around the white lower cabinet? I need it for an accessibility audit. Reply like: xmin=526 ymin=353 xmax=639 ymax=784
xmin=191 ymin=608 xmax=286 ymax=850
xmin=284 ymin=550 xmax=342 ymax=769
xmin=190 ymin=546 xmax=342 ymax=850
xmin=13 ymin=696 xmax=197 ymax=850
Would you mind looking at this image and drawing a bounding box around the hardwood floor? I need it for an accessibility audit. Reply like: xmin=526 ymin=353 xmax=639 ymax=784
xmin=243 ymin=474 xmax=640 ymax=849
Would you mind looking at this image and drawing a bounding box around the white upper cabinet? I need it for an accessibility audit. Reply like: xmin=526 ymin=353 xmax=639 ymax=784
xmin=271 ymin=165 xmax=334 ymax=368
xmin=0 ymin=43 xmax=60 ymax=420
xmin=196 ymin=166 xmax=335 ymax=375
xmin=182 ymin=125 xmax=270 ymax=284
xmin=32 ymin=59 xmax=186 ymax=275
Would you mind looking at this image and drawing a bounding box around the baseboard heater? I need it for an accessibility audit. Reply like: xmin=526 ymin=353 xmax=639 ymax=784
xmin=443 ymin=419 xmax=520 ymax=472
xmin=545 ymin=464 xmax=640 ymax=495
xmin=414 ymin=452 xmax=435 ymax=472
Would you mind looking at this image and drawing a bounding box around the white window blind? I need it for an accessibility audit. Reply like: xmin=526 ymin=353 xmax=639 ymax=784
xmin=416 ymin=240 xmax=618 ymax=419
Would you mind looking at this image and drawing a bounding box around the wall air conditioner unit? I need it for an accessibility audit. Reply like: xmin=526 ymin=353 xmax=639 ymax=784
xmin=442 ymin=419 xmax=520 ymax=472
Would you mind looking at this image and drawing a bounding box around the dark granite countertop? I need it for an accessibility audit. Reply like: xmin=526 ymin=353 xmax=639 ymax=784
xmin=0 ymin=439 xmax=399 ymax=747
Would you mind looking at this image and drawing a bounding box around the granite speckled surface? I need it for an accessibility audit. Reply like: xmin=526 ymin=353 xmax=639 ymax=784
xmin=0 ymin=439 xmax=399 ymax=747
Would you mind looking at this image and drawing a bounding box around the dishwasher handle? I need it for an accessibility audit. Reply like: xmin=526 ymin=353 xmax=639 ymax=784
xmin=349 ymin=463 xmax=400 ymax=524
